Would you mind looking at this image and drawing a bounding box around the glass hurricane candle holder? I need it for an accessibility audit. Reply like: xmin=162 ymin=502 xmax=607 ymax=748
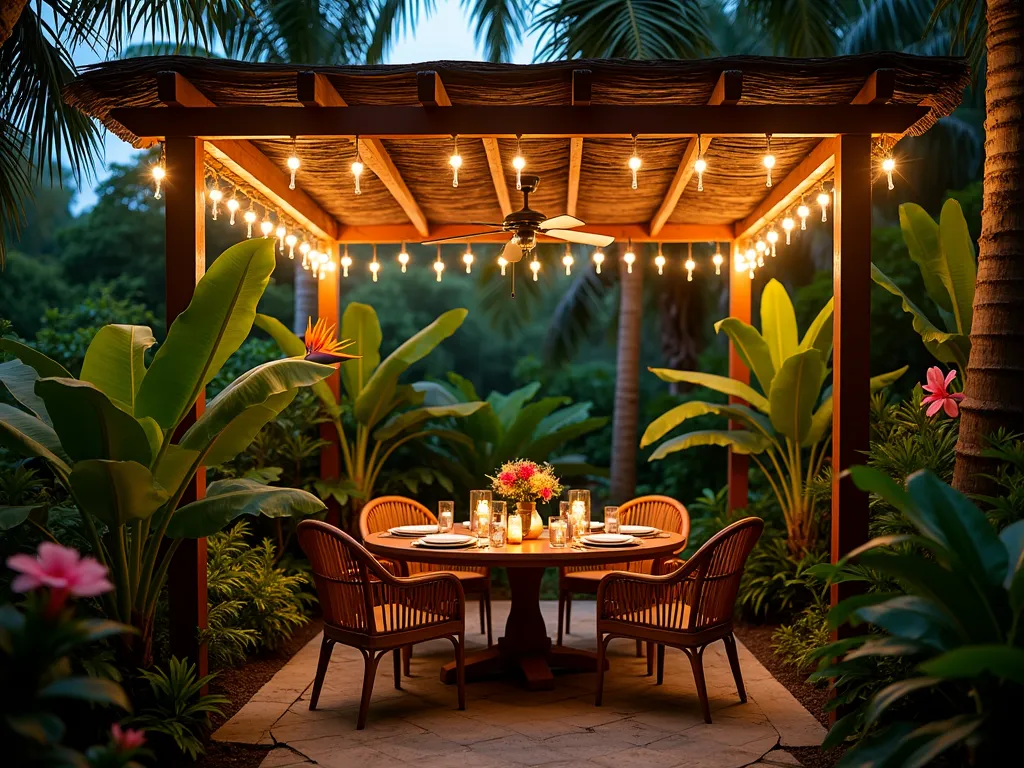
xmin=507 ymin=511 xmax=523 ymax=544
xmin=567 ymin=489 xmax=590 ymax=545
xmin=489 ymin=501 xmax=507 ymax=548
xmin=604 ymin=506 xmax=620 ymax=534
xmin=549 ymin=516 xmax=567 ymax=548
xmin=438 ymin=501 xmax=454 ymax=534
xmin=469 ymin=490 xmax=492 ymax=535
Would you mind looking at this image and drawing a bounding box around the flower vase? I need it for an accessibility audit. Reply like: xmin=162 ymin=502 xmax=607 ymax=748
xmin=517 ymin=502 xmax=543 ymax=540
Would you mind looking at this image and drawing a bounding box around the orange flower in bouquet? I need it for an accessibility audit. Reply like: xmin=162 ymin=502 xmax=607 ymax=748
xmin=489 ymin=460 xmax=563 ymax=504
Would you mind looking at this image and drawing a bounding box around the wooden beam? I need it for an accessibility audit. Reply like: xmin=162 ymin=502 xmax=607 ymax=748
xmin=157 ymin=72 xmax=340 ymax=241
xmin=567 ymin=138 xmax=583 ymax=218
xmin=111 ymin=104 xmax=932 ymax=141
xmin=316 ymin=244 xmax=343 ymax=527
xmin=650 ymin=71 xmax=743 ymax=237
xmin=482 ymin=138 xmax=514 ymax=217
xmin=417 ymin=70 xmax=451 ymax=107
xmin=852 ymin=69 xmax=896 ymax=105
xmin=572 ymin=69 xmax=592 ymax=106
xmin=297 ymin=73 xmax=429 ymax=237
xmin=727 ymin=241 xmax=750 ymax=513
xmin=335 ymin=222 xmax=734 ymax=244
xmin=732 ymin=137 xmax=837 ymax=241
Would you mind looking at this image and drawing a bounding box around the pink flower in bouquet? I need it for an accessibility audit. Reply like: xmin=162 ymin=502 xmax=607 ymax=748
xmin=517 ymin=463 xmax=535 ymax=480
xmin=7 ymin=542 xmax=112 ymax=599
xmin=921 ymin=366 xmax=964 ymax=418
xmin=111 ymin=723 xmax=146 ymax=753
xmin=540 ymin=487 xmax=552 ymax=501
xmin=499 ymin=471 xmax=516 ymax=486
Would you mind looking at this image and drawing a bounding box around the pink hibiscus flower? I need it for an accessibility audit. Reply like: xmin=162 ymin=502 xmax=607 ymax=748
xmin=517 ymin=463 xmax=535 ymax=480
xmin=7 ymin=542 xmax=113 ymax=599
xmin=499 ymin=471 xmax=516 ymax=486
xmin=539 ymin=487 xmax=553 ymax=502
xmin=111 ymin=723 xmax=146 ymax=753
xmin=921 ymin=366 xmax=965 ymax=418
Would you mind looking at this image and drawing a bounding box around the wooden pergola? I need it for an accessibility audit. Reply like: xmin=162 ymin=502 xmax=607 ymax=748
xmin=66 ymin=53 xmax=967 ymax=675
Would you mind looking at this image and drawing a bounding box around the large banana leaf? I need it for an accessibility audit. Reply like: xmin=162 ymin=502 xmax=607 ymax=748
xmin=203 ymin=389 xmax=296 ymax=467
xmin=165 ymin=478 xmax=325 ymax=538
xmin=798 ymin=297 xmax=835 ymax=358
xmin=69 ymin=460 xmax=169 ymax=528
xmin=340 ymin=302 xmax=382 ymax=403
xmin=648 ymin=429 xmax=771 ymax=461
xmin=769 ymin=350 xmax=825 ymax=443
xmin=937 ymin=199 xmax=976 ymax=334
xmin=136 ymin=239 xmax=275 ymax=431
xmin=714 ymin=318 xmax=775 ymax=393
xmin=0 ymin=505 xmax=45 ymax=531
xmin=495 ymin=382 xmax=542 ymax=429
xmin=80 ymin=325 xmax=156 ymax=413
xmin=354 ymin=308 xmax=468 ymax=428
xmin=154 ymin=445 xmax=202 ymax=498
xmin=641 ymin=400 xmax=773 ymax=448
xmin=0 ymin=359 xmax=51 ymax=423
xmin=900 ymin=202 xmax=948 ymax=315
xmin=0 ymin=404 xmax=71 ymax=471
xmin=648 ymin=368 xmax=770 ymax=413
xmin=527 ymin=417 xmax=609 ymax=461
xmin=372 ymin=402 xmax=488 ymax=442
xmin=0 ymin=338 xmax=71 ymax=379
xmin=254 ymin=314 xmax=339 ymax=410
xmin=803 ymin=367 xmax=908 ymax=447
xmin=498 ymin=396 xmax=570 ymax=461
xmin=36 ymin=379 xmax=153 ymax=465
xmin=760 ymin=278 xmax=799 ymax=371
xmin=536 ymin=400 xmax=592 ymax=436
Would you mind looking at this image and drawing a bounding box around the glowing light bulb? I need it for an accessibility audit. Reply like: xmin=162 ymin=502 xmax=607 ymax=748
xmin=209 ymin=187 xmax=222 ymax=220
xmin=310 ymin=249 xmax=321 ymax=277
xmin=449 ymin=136 xmax=462 ymax=188
xmin=755 ymin=238 xmax=766 ymax=255
xmin=226 ymin=196 xmax=240 ymax=226
xmin=260 ymin=219 xmax=274 ymax=238
xmin=593 ymin=249 xmax=605 ymax=274
xmin=244 ymin=208 xmax=257 ymax=238
xmin=512 ymin=135 xmax=525 ymax=190
xmin=285 ymin=234 xmax=297 ymax=259
xmin=712 ymin=248 xmax=724 ymax=275
xmin=623 ymin=247 xmax=636 ymax=274
xmin=695 ymin=157 xmax=707 ymax=192
xmin=434 ymin=255 xmax=445 ymax=282
xmin=275 ymin=225 xmax=287 ymax=253
xmin=151 ymin=164 xmax=165 ymax=199
xmin=782 ymin=216 xmax=795 ymax=245
xmin=530 ymin=255 xmax=540 ymax=281
xmin=398 ymin=243 xmax=409 ymax=273
xmin=463 ymin=247 xmax=474 ymax=274
xmin=797 ymin=203 xmax=810 ymax=230
xmin=562 ymin=245 xmax=574 ymax=276
xmin=351 ymin=159 xmax=364 ymax=195
xmin=340 ymin=252 xmax=352 ymax=278
xmin=817 ymin=190 xmax=831 ymax=222
xmin=684 ymin=255 xmax=696 ymax=282
xmin=735 ymin=248 xmax=747 ymax=273
xmin=762 ymin=135 xmax=775 ymax=187
xmin=287 ymin=155 xmax=300 ymax=189
xmin=498 ymin=256 xmax=508 ymax=276
xmin=628 ymin=136 xmax=642 ymax=190
xmin=369 ymin=259 xmax=380 ymax=282
xmin=766 ymin=227 xmax=779 ymax=258
xmin=299 ymin=241 xmax=311 ymax=269
xmin=882 ymin=156 xmax=896 ymax=190
xmin=654 ymin=253 xmax=666 ymax=275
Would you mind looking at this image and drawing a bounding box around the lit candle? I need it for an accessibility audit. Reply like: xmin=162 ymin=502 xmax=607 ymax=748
xmin=508 ymin=514 xmax=523 ymax=544
xmin=476 ymin=500 xmax=490 ymax=541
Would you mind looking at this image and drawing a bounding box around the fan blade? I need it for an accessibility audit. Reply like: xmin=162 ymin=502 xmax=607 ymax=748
xmin=421 ymin=230 xmax=504 ymax=245
xmin=467 ymin=221 xmax=505 ymax=227
xmin=545 ymin=229 xmax=615 ymax=247
xmin=502 ymin=238 xmax=525 ymax=263
xmin=540 ymin=215 xmax=584 ymax=230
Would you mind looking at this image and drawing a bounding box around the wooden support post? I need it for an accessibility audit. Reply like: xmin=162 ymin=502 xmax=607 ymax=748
xmin=164 ymin=137 xmax=208 ymax=677
xmin=318 ymin=245 xmax=343 ymax=527
xmin=727 ymin=242 xmax=750 ymax=512
xmin=831 ymin=135 xmax=872 ymax=623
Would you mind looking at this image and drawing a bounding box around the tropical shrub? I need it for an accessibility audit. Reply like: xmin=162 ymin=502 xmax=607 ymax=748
xmin=738 ymin=534 xmax=829 ymax=620
xmin=771 ymin=592 xmax=830 ymax=672
xmin=642 ymin=278 xmax=906 ymax=554
xmin=872 ymin=199 xmax=975 ymax=372
xmin=257 ymin=303 xmax=486 ymax=527
xmin=0 ymin=240 xmax=333 ymax=664
xmin=810 ymin=467 xmax=1024 ymax=766
xmin=418 ymin=374 xmax=608 ymax=498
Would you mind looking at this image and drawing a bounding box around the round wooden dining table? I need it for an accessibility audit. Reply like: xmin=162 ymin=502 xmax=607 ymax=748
xmin=364 ymin=525 xmax=685 ymax=690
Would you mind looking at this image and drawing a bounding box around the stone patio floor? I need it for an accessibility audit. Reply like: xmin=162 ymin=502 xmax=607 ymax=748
xmin=214 ymin=601 xmax=824 ymax=768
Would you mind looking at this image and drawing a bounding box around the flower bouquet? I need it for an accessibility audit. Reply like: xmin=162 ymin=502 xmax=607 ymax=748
xmin=489 ymin=460 xmax=563 ymax=539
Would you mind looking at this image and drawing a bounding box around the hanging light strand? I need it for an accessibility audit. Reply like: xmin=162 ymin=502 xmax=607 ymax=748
xmin=530 ymin=251 xmax=540 ymax=282
xmin=880 ymin=138 xmax=897 ymax=191
xmin=817 ymin=183 xmax=831 ymax=223
xmin=275 ymin=213 xmax=287 ymax=253
xmin=623 ymin=240 xmax=636 ymax=274
xmin=628 ymin=134 xmax=641 ymax=190
xmin=762 ymin=134 xmax=775 ymax=188
xmin=512 ymin=134 xmax=525 ymax=190
xmin=781 ymin=212 xmax=795 ymax=244
xmin=695 ymin=134 xmax=707 ymax=192
xmin=463 ymin=243 xmax=474 ymax=274
xmin=370 ymin=244 xmax=380 ymax=282
xmin=208 ymin=172 xmax=222 ymax=219
xmin=434 ymin=245 xmax=445 ymax=282
xmin=243 ymin=195 xmax=257 ymax=238
xmin=593 ymin=248 xmax=605 ymax=274
xmin=285 ymin=233 xmax=297 ymax=259
xmin=449 ymin=135 xmax=462 ymax=188
xmin=797 ymin=198 xmax=810 ymax=231
xmin=655 ymin=242 xmax=666 ymax=275
xmin=562 ymin=243 xmax=574 ymax=275
xmin=351 ymin=136 xmax=364 ymax=195
xmin=684 ymin=243 xmax=695 ymax=282
xmin=152 ymin=142 xmax=166 ymax=199
xmin=287 ymin=136 xmax=300 ymax=190
xmin=766 ymin=223 xmax=778 ymax=258
xmin=341 ymin=245 xmax=352 ymax=278
xmin=712 ymin=243 xmax=724 ymax=275
xmin=398 ymin=242 xmax=410 ymax=273
xmin=227 ymin=186 xmax=240 ymax=226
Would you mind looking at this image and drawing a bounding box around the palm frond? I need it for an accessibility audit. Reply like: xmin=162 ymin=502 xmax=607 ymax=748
xmin=121 ymin=41 xmax=219 ymax=57
xmin=839 ymin=0 xmax=934 ymax=54
xmin=543 ymin=256 xmax=614 ymax=364
xmin=738 ymin=0 xmax=846 ymax=57
xmin=463 ymin=0 xmax=528 ymax=62
xmin=366 ymin=0 xmax=436 ymax=64
xmin=928 ymin=0 xmax=985 ymax=72
xmin=0 ymin=120 xmax=32 ymax=266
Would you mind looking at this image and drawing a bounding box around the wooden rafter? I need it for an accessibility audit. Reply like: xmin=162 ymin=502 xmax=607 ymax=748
xmin=157 ymin=72 xmax=340 ymax=241
xmin=334 ymin=222 xmax=734 ymax=244
xmin=566 ymin=69 xmax=590 ymax=218
xmin=297 ymin=71 xmax=430 ymax=237
xmin=650 ymin=70 xmax=742 ymax=237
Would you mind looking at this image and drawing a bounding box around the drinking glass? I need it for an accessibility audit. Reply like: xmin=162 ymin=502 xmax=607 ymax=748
xmin=438 ymin=501 xmax=454 ymax=534
xmin=489 ymin=501 xmax=507 ymax=548
xmin=567 ymin=489 xmax=590 ymax=545
xmin=604 ymin=506 xmax=620 ymax=534
xmin=469 ymin=490 xmax=492 ymax=534
xmin=549 ymin=516 xmax=567 ymax=548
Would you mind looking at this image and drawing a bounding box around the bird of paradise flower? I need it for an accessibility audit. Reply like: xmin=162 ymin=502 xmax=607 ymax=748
xmin=303 ymin=318 xmax=360 ymax=364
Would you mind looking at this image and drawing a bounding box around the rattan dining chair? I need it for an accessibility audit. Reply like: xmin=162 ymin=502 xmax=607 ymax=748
xmin=297 ymin=520 xmax=466 ymax=730
xmin=558 ymin=495 xmax=689 ymax=666
xmin=593 ymin=517 xmax=764 ymax=724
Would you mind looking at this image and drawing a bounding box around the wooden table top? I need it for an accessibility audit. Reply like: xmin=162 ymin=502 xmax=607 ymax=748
xmin=364 ymin=525 xmax=685 ymax=568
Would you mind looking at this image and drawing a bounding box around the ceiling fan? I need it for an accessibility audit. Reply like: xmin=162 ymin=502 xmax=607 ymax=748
xmin=422 ymin=175 xmax=615 ymax=297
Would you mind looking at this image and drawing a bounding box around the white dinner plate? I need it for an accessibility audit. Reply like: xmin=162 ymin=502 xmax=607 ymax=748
xmin=582 ymin=533 xmax=635 ymax=547
xmin=389 ymin=524 xmax=439 ymax=537
xmin=420 ymin=533 xmax=476 ymax=547
xmin=589 ymin=521 xmax=605 ymax=531
xmin=620 ymin=525 xmax=658 ymax=537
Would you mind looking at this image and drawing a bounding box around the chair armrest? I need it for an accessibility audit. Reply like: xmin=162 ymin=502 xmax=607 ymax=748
xmin=658 ymin=557 xmax=686 ymax=575
xmin=382 ymin=570 xmax=467 ymax=625
xmin=596 ymin=568 xmax=695 ymax=623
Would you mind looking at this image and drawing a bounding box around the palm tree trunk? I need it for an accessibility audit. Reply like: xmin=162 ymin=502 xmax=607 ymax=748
xmin=293 ymin=259 xmax=318 ymax=334
xmin=954 ymin=0 xmax=1024 ymax=494
xmin=0 ymin=0 xmax=28 ymax=46
xmin=610 ymin=251 xmax=644 ymax=503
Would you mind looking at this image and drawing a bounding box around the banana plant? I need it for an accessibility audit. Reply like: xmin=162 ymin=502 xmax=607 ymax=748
xmin=641 ymin=278 xmax=906 ymax=555
xmin=413 ymin=373 xmax=609 ymax=499
xmin=0 ymin=240 xmax=334 ymax=664
xmin=256 ymin=303 xmax=486 ymax=528
xmin=872 ymin=199 xmax=975 ymax=372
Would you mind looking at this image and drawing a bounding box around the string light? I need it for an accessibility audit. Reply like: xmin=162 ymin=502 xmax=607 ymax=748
xmin=512 ymin=135 xmax=526 ymax=190
xmin=226 ymin=189 xmax=240 ymax=226
xmin=287 ymin=137 xmax=300 ymax=190
xmin=712 ymin=243 xmax=724 ymax=275
xmin=370 ymin=244 xmax=380 ymax=282
xmin=151 ymin=143 xmax=166 ymax=199
xmin=299 ymin=241 xmax=311 ymax=269
xmin=684 ymin=243 xmax=695 ymax=282
xmin=351 ymin=136 xmax=364 ymax=195
xmin=309 ymin=246 xmax=321 ymax=277
xmin=593 ymin=248 xmax=605 ymax=274
xmin=882 ymin=155 xmax=896 ymax=190
xmin=746 ymin=245 xmax=757 ymax=279
xmin=463 ymin=244 xmax=474 ymax=274
xmin=285 ymin=233 xmax=297 ymax=259
xmin=530 ymin=252 xmax=541 ymax=281
xmin=259 ymin=207 xmax=274 ymax=238
xmin=562 ymin=243 xmax=573 ymax=276
xmin=797 ymin=199 xmax=810 ymax=230
xmin=324 ymin=250 xmax=336 ymax=279
xmin=276 ymin=218 xmax=287 ymax=253
xmin=498 ymin=255 xmax=508 ymax=276
xmin=762 ymin=134 xmax=775 ymax=188
xmin=628 ymin=135 xmax=642 ymax=190
xmin=817 ymin=185 xmax=830 ymax=223
xmin=340 ymin=245 xmax=352 ymax=278
xmin=766 ymin=224 xmax=779 ymax=258
xmin=434 ymin=245 xmax=444 ymax=282
xmin=654 ymin=243 xmax=666 ymax=275
xmin=208 ymin=177 xmax=222 ymax=220
xmin=695 ymin=134 xmax=707 ymax=192
xmin=244 ymin=199 xmax=257 ymax=238
xmin=449 ymin=135 xmax=462 ymax=188
xmin=782 ymin=214 xmax=795 ymax=245
xmin=623 ymin=241 xmax=636 ymax=274
xmin=398 ymin=242 xmax=409 ymax=273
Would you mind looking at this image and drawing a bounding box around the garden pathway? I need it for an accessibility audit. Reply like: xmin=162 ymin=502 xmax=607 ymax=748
xmin=214 ymin=601 xmax=823 ymax=768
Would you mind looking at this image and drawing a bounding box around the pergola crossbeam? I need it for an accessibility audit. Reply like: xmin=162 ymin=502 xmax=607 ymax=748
xmin=566 ymin=69 xmax=590 ymax=217
xmin=334 ymin=222 xmax=734 ymax=244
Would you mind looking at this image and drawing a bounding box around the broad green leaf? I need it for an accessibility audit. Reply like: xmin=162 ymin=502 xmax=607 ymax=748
xmin=154 ymin=445 xmax=201 ymax=499
xmin=527 ymin=417 xmax=608 ymax=461
xmin=901 ymin=715 xmax=984 ymax=768
xmin=918 ymin=645 xmax=1024 ymax=685
xmin=496 ymin=382 xmax=542 ymax=429
xmin=937 ymin=199 xmax=976 ymax=334
xmin=844 ymin=637 xmax=926 ymax=661
xmin=80 ymin=325 xmax=156 ymax=413
xmin=412 ymin=380 xmax=461 ymax=407
xmin=39 ymin=676 xmax=131 ymax=711
xmin=373 ymin=402 xmax=487 ymax=442
xmin=768 ymin=349 xmax=824 ymax=443
xmin=0 ymin=403 xmax=70 ymax=469
xmin=900 ymin=202 xmax=948 ymax=313
xmin=165 ymin=478 xmax=325 ymax=538
xmin=536 ymin=400 xmax=592 ymax=435
xmin=69 ymin=460 xmax=169 ymax=528
xmin=355 ymin=309 xmax=468 ymax=428
xmin=340 ymin=302 xmax=382 ymax=402
xmin=856 ymin=595 xmax=963 ymax=651
xmin=827 ymin=591 xmax=901 ymax=631
xmin=136 ymin=239 xmax=275 ymax=431
xmin=0 ymin=337 xmax=71 ymax=379
xmin=849 ymin=465 xmax=913 ymax=510
xmin=254 ymin=313 xmax=339 ymax=410
xmin=648 ymin=429 xmax=771 ymax=461
xmin=0 ymin=359 xmax=51 ymax=423
xmin=798 ymin=297 xmax=834 ymax=358
xmin=648 ymin=368 xmax=770 ymax=413
xmin=804 ymin=368 xmax=908 ymax=447
xmin=445 ymin=371 xmax=481 ymax=402
xmin=821 ymin=711 xmax=859 ymax=751
xmin=999 ymin=520 xmax=1024 ymax=612
xmin=863 ymin=676 xmax=942 ymax=726
xmin=0 ymin=504 xmax=45 ymax=531
xmin=498 ymin=396 xmax=570 ymax=461
xmin=36 ymin=379 xmax=153 ymax=464
xmin=641 ymin=401 xmax=773 ymax=449
xmin=714 ymin=317 xmax=776 ymax=392
xmin=203 ymin=389 xmax=296 ymax=466
xmin=760 ymin=278 xmax=799 ymax=371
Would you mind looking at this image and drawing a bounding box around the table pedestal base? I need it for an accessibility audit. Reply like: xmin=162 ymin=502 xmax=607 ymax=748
xmin=438 ymin=565 xmax=607 ymax=690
